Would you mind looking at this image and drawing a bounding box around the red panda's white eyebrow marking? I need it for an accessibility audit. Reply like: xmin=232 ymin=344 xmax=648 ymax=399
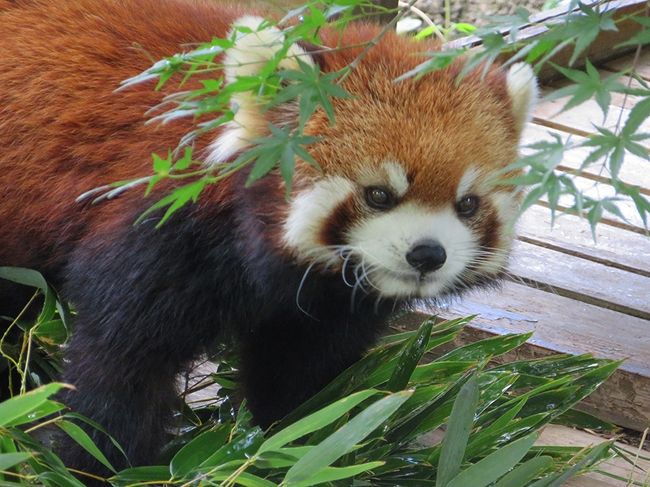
xmin=383 ymin=162 xmax=409 ymax=197
xmin=457 ymin=167 xmax=480 ymax=199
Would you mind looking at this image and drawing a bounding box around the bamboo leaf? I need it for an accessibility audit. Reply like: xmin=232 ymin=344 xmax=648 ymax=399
xmin=0 ymin=383 xmax=66 ymax=427
xmin=492 ymin=456 xmax=554 ymax=487
xmin=446 ymin=433 xmax=538 ymax=487
xmin=283 ymin=391 xmax=411 ymax=485
xmin=386 ymin=320 xmax=434 ymax=391
xmin=436 ymin=375 xmax=479 ymax=487
xmin=57 ymin=420 xmax=116 ymax=473
xmin=259 ymin=390 xmax=380 ymax=454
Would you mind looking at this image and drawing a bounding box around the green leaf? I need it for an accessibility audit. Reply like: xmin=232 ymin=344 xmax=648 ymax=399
xmin=110 ymin=466 xmax=171 ymax=485
xmin=283 ymin=391 xmax=411 ymax=485
xmin=170 ymin=427 xmax=230 ymax=478
xmin=520 ymin=185 xmax=548 ymax=214
xmin=38 ymin=471 xmax=86 ymax=487
xmin=259 ymin=389 xmax=380 ymax=454
xmin=0 ymin=267 xmax=58 ymax=326
xmin=542 ymin=441 xmax=613 ymax=487
xmin=33 ymin=319 xmax=68 ymax=346
xmin=623 ymin=96 xmax=650 ymax=136
xmin=492 ymin=456 xmax=554 ymax=487
xmin=446 ymin=433 xmax=538 ymax=487
xmin=548 ymin=62 xmax=626 ymax=116
xmin=200 ymin=471 xmax=276 ymax=487
xmin=57 ymin=420 xmax=116 ymax=473
xmin=411 ymin=361 xmax=476 ymax=384
xmin=63 ymin=412 xmax=129 ymax=462
xmin=199 ymin=428 xmax=264 ymax=470
xmin=617 ymin=28 xmax=650 ymax=47
xmin=291 ymin=461 xmax=384 ymax=487
xmin=386 ymin=320 xmax=434 ymax=391
xmin=439 ymin=333 xmax=532 ymax=362
xmin=436 ymin=375 xmax=479 ymax=487
xmin=394 ymin=49 xmax=466 ymax=82
xmin=0 ymin=383 xmax=66 ymax=427
xmin=135 ymin=179 xmax=208 ymax=228
xmin=152 ymin=151 xmax=172 ymax=174
xmin=280 ymin=344 xmax=406 ymax=426
xmin=553 ymin=409 xmax=616 ymax=432
xmin=6 ymin=399 xmax=65 ymax=427
xmin=0 ymin=452 xmax=32 ymax=470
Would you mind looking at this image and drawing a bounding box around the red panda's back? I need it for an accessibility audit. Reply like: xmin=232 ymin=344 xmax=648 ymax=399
xmin=0 ymin=0 xmax=240 ymax=271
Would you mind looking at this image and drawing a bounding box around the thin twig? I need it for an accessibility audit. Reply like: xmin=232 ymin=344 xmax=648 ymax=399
xmin=626 ymin=428 xmax=648 ymax=486
xmin=601 ymin=0 xmax=648 ymax=180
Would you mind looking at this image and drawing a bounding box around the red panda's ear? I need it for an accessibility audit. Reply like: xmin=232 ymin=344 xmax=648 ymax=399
xmin=206 ymin=16 xmax=315 ymax=164
xmin=506 ymin=63 xmax=538 ymax=134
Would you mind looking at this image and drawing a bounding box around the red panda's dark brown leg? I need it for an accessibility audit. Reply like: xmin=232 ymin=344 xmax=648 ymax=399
xmin=238 ymin=308 xmax=389 ymax=429
xmin=56 ymin=210 xmax=235 ymax=476
xmin=59 ymin=336 xmax=179 ymax=473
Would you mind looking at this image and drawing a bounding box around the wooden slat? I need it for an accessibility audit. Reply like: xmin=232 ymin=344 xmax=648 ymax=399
xmin=540 ymin=425 xmax=650 ymax=487
xmin=603 ymin=47 xmax=650 ymax=82
xmin=546 ymin=173 xmax=647 ymax=229
xmin=445 ymin=0 xmax=647 ymax=84
xmin=534 ymin=92 xmax=650 ymax=140
xmin=438 ymin=282 xmax=650 ymax=376
xmin=509 ymin=240 xmax=650 ymax=320
xmin=412 ymin=425 xmax=648 ymax=486
xmin=522 ymin=123 xmax=650 ymax=193
xmin=413 ymin=279 xmax=650 ymax=430
xmin=518 ymin=205 xmax=650 ymax=277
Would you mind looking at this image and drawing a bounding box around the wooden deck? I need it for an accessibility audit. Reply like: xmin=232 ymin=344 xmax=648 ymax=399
xmin=417 ymin=48 xmax=650 ymax=438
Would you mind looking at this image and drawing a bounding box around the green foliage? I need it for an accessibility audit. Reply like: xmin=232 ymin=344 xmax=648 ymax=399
xmin=398 ymin=2 xmax=650 ymax=236
xmin=3 ymin=0 xmax=650 ymax=484
xmin=0 ymin=274 xmax=628 ymax=485
xmin=92 ymin=0 xmax=650 ymax=236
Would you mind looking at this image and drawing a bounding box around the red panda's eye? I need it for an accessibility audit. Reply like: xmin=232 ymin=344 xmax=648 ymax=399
xmin=456 ymin=195 xmax=480 ymax=217
xmin=365 ymin=186 xmax=395 ymax=210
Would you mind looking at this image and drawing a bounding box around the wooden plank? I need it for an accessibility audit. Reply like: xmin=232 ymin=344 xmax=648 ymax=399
xmin=444 ymin=0 xmax=647 ymax=84
xmin=603 ymin=47 xmax=650 ymax=82
xmin=436 ymin=283 xmax=650 ymax=378
xmin=540 ymin=425 xmax=650 ymax=487
xmin=414 ymin=425 xmax=648 ymax=486
xmin=509 ymin=240 xmax=650 ymax=319
xmin=518 ymin=205 xmax=650 ymax=277
xmin=522 ymin=123 xmax=650 ymax=193
xmin=534 ymin=91 xmax=650 ymax=140
xmin=546 ymin=173 xmax=647 ymax=229
xmin=409 ymin=280 xmax=650 ymax=430
xmin=398 ymin=310 xmax=650 ymax=431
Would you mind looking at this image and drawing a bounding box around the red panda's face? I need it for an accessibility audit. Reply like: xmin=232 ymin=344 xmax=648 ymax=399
xmin=212 ymin=18 xmax=538 ymax=300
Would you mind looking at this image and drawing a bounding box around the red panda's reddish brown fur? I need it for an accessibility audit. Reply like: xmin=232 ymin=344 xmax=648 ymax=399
xmin=0 ymin=0 xmax=518 ymax=273
xmin=0 ymin=0 xmax=242 ymax=271
xmin=0 ymin=0 xmax=535 ymax=478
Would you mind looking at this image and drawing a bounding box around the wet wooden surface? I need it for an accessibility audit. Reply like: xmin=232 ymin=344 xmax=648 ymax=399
xmin=427 ymin=48 xmax=650 ymax=433
xmin=419 ymin=424 xmax=649 ymax=487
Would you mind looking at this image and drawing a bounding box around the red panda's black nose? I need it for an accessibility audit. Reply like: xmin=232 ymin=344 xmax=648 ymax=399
xmin=406 ymin=240 xmax=447 ymax=273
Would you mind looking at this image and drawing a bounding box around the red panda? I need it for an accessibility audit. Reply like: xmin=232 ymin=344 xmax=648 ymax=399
xmin=0 ymin=0 xmax=537 ymax=476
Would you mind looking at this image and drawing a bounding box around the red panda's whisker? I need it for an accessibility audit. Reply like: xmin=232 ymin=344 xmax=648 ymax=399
xmin=295 ymin=261 xmax=320 ymax=320
xmin=341 ymin=252 xmax=356 ymax=288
